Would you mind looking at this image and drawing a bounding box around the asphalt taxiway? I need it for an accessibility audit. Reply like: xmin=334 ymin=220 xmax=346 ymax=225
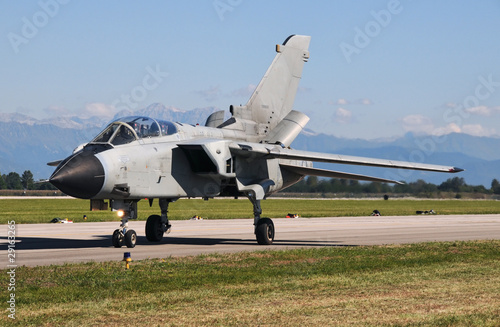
xmin=2 ymin=214 xmax=499 ymax=267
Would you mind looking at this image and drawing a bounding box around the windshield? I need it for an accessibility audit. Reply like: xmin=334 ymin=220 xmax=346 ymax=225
xmin=91 ymin=116 xmax=178 ymax=145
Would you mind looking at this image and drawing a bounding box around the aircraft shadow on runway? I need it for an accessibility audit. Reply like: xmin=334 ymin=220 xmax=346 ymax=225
xmin=1 ymin=235 xmax=355 ymax=250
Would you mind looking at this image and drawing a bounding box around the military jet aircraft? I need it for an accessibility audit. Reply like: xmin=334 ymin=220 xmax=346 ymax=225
xmin=48 ymin=35 xmax=463 ymax=248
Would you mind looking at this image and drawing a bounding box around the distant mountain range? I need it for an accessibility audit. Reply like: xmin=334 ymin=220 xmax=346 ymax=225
xmin=1 ymin=103 xmax=499 ymax=187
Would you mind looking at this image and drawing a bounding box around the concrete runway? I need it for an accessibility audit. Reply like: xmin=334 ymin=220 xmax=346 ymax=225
xmin=2 ymin=214 xmax=500 ymax=268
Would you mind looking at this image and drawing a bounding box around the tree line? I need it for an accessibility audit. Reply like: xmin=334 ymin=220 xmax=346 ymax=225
xmin=1 ymin=169 xmax=500 ymax=196
xmin=284 ymin=176 xmax=500 ymax=196
xmin=0 ymin=170 xmax=56 ymax=190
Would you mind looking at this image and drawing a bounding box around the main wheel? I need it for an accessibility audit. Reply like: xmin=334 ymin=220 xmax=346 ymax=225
xmin=255 ymin=218 xmax=274 ymax=245
xmin=112 ymin=229 xmax=123 ymax=248
xmin=145 ymin=215 xmax=163 ymax=242
xmin=124 ymin=229 xmax=137 ymax=248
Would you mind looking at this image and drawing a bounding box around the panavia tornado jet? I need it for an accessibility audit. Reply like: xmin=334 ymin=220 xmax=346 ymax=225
xmin=48 ymin=35 xmax=463 ymax=248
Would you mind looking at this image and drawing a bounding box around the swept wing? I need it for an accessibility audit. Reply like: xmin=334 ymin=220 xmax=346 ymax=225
xmin=229 ymin=142 xmax=464 ymax=174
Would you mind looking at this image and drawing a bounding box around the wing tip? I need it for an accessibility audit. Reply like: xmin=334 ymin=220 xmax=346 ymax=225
xmin=450 ymin=167 xmax=465 ymax=173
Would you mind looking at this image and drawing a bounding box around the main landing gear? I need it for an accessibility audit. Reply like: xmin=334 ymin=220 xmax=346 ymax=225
xmin=145 ymin=198 xmax=172 ymax=243
xmin=141 ymin=195 xmax=274 ymax=245
xmin=248 ymin=193 xmax=275 ymax=245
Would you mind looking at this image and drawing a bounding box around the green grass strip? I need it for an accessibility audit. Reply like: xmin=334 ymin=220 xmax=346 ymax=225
xmin=1 ymin=198 xmax=499 ymax=224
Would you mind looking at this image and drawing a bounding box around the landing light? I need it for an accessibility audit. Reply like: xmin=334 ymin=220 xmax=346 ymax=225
xmin=117 ymin=210 xmax=125 ymax=218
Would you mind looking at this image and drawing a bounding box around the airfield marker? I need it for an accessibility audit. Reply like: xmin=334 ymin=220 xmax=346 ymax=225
xmin=123 ymin=252 xmax=132 ymax=269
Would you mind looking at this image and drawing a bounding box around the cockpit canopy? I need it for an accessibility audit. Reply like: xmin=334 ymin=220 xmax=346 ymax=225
xmin=91 ymin=116 xmax=178 ymax=146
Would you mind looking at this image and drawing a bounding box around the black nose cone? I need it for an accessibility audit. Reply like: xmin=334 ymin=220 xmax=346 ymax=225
xmin=50 ymin=151 xmax=105 ymax=199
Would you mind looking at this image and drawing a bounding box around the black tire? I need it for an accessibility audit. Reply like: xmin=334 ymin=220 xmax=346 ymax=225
xmin=112 ymin=229 xmax=123 ymax=248
xmin=145 ymin=215 xmax=163 ymax=242
xmin=124 ymin=229 xmax=137 ymax=248
xmin=255 ymin=218 xmax=274 ymax=245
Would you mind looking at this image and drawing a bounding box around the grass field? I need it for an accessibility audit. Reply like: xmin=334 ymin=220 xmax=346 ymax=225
xmin=0 ymin=198 xmax=499 ymax=224
xmin=1 ymin=241 xmax=499 ymax=326
xmin=1 ymin=199 xmax=499 ymax=325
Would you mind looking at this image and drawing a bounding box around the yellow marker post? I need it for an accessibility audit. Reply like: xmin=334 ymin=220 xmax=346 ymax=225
xmin=123 ymin=252 xmax=132 ymax=269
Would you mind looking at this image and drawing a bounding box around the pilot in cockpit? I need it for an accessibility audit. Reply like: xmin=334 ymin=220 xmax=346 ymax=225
xmin=112 ymin=125 xmax=135 ymax=145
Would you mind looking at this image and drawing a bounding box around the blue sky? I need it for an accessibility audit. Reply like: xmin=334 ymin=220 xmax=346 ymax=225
xmin=1 ymin=0 xmax=499 ymax=139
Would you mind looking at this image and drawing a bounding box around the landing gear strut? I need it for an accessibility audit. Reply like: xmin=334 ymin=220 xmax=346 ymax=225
xmin=248 ymin=193 xmax=274 ymax=245
xmin=145 ymin=198 xmax=173 ymax=242
xmin=111 ymin=200 xmax=137 ymax=248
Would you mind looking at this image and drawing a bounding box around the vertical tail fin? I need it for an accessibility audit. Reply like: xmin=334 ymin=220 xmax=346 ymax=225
xmin=226 ymin=35 xmax=311 ymax=139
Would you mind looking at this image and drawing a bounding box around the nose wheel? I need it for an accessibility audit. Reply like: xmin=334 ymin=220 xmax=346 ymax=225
xmin=111 ymin=207 xmax=137 ymax=248
xmin=112 ymin=229 xmax=137 ymax=248
xmin=124 ymin=230 xmax=137 ymax=248
xmin=112 ymin=229 xmax=123 ymax=247
xmin=110 ymin=200 xmax=139 ymax=248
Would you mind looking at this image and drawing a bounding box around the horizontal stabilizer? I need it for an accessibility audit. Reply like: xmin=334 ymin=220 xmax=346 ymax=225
xmin=280 ymin=163 xmax=403 ymax=184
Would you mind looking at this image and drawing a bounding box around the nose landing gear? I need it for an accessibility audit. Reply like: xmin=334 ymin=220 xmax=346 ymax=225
xmin=111 ymin=200 xmax=138 ymax=248
xmin=112 ymin=218 xmax=137 ymax=248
